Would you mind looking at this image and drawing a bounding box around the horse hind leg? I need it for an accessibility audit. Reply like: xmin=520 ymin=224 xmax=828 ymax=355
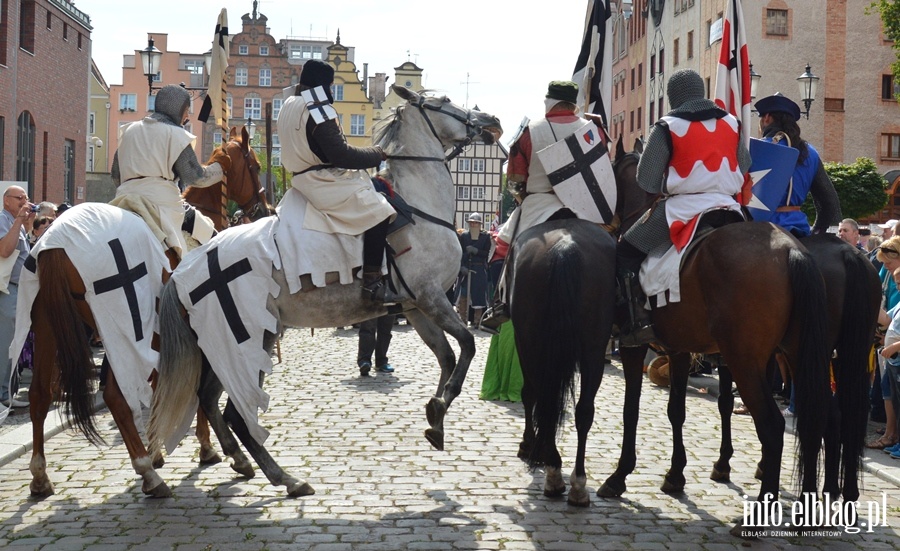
xmin=661 ymin=352 xmax=690 ymax=494
xmin=568 ymin=342 xmax=607 ymax=506
xmin=28 ymin=320 xmax=58 ymax=497
xmin=195 ymin=408 xmax=222 ymax=465
xmin=197 ymin=365 xmax=254 ymax=478
xmin=711 ymin=363 xmax=735 ymax=482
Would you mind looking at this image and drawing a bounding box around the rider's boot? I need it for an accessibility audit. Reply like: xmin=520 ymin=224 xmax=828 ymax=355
xmin=616 ymin=271 xmax=655 ymax=347
xmin=362 ymin=219 xmax=401 ymax=305
xmin=456 ymin=296 xmax=469 ymax=324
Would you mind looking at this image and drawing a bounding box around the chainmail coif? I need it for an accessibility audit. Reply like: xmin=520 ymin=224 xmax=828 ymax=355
xmin=666 ymin=69 xmax=706 ymax=110
xmin=152 ymin=84 xmax=191 ymax=126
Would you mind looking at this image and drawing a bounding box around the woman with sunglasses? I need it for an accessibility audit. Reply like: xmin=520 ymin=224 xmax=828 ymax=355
xmin=868 ymin=239 xmax=900 ymax=450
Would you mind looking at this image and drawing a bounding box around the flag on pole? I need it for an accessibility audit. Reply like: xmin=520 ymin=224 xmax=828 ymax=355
xmin=572 ymin=0 xmax=613 ymax=126
xmin=198 ymin=8 xmax=230 ymax=132
xmin=713 ymin=0 xmax=751 ymax=148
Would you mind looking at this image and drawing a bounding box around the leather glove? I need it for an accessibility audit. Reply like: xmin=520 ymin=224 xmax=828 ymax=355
xmin=209 ymin=148 xmax=232 ymax=172
xmin=458 ymin=266 xmax=469 ymax=278
xmin=465 ymin=246 xmax=478 ymax=255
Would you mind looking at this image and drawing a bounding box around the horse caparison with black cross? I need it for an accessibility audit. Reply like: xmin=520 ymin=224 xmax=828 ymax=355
xmin=26 ymin=129 xmax=270 ymax=498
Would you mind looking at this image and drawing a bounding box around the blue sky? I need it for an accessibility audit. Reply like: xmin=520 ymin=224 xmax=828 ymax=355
xmin=77 ymin=0 xmax=590 ymax=147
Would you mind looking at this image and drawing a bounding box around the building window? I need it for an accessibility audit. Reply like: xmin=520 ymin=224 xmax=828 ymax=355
xmin=301 ymin=45 xmax=323 ymax=59
xmin=88 ymin=112 xmax=95 ymax=134
xmin=630 ymin=110 xmax=634 ymax=133
xmin=259 ymin=68 xmax=271 ymax=87
xmin=638 ymin=62 xmax=643 ymax=86
xmin=650 ymin=54 xmax=656 ymax=78
xmin=147 ymin=94 xmax=156 ymax=112
xmin=63 ymin=22 xmax=68 ymax=40
xmin=884 ymin=133 xmax=900 ymax=160
xmin=883 ymin=74 xmax=900 ymax=100
xmin=458 ymin=158 xmax=472 ymax=172
xmin=119 ymin=93 xmax=137 ymax=112
xmin=19 ymin=0 xmax=35 ymax=53
xmin=273 ymin=97 xmax=283 ymax=120
xmin=650 ymin=102 xmax=655 ymax=125
xmin=236 ymin=67 xmax=248 ymax=86
xmin=184 ymin=59 xmax=204 ymax=75
xmin=630 ymin=68 xmax=635 ymax=90
xmin=350 ymin=114 xmax=366 ymax=136
xmin=213 ymin=131 xmax=223 ymax=145
xmin=259 ymin=44 xmax=269 ymax=56
xmin=472 ymin=187 xmax=485 ymax=200
xmin=659 ymin=48 xmax=665 ymax=75
xmin=457 ymin=186 xmax=470 ymax=200
xmin=637 ymin=107 xmax=642 ymax=130
xmin=16 ymin=111 xmax=36 ymax=191
xmin=227 ymin=96 xmax=233 ymax=114
xmin=244 ymin=97 xmax=262 ymax=120
xmin=766 ymin=9 xmax=788 ymax=36
xmin=658 ymin=98 xmax=664 ymax=119
xmin=63 ymin=139 xmax=75 ymax=204
xmin=332 ymin=84 xmax=344 ymax=101
xmin=687 ymin=31 xmax=694 ymax=59
xmin=88 ymin=145 xmax=95 ymax=172
xmin=673 ymin=38 xmax=679 ymax=66
xmin=239 ymin=44 xmax=249 ymax=55
xmin=77 ymin=32 xmax=82 ymax=50
xmin=46 ymin=11 xmax=51 ymax=29
xmin=472 ymin=159 xmax=485 ymax=172
xmin=290 ymin=45 xmax=302 ymax=59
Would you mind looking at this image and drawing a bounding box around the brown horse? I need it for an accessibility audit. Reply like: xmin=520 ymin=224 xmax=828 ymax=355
xmin=25 ymin=128 xmax=269 ymax=498
xmin=598 ymin=143 xmax=831 ymax=535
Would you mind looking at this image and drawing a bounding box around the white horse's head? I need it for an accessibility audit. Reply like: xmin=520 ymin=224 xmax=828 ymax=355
xmin=375 ymin=85 xmax=502 ymax=156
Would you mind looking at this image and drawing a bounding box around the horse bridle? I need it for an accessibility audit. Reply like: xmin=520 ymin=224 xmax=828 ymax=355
xmin=386 ymin=96 xmax=487 ymax=164
xmin=227 ymin=139 xmax=267 ymax=221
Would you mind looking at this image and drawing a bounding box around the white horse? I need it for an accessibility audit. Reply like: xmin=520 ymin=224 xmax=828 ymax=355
xmin=149 ymin=85 xmax=502 ymax=496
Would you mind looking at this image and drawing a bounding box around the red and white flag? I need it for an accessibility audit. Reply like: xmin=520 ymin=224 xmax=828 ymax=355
xmin=714 ymin=0 xmax=750 ymax=148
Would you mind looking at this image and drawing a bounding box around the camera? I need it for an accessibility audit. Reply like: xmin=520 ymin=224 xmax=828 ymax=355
xmin=30 ymin=204 xmax=40 ymax=213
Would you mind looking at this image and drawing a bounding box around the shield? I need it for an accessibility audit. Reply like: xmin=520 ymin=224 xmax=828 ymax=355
xmin=746 ymin=138 xmax=799 ymax=222
xmin=536 ymin=120 xmax=616 ymax=225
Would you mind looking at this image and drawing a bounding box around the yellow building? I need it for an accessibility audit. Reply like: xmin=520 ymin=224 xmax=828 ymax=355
xmin=326 ymin=32 xmax=375 ymax=148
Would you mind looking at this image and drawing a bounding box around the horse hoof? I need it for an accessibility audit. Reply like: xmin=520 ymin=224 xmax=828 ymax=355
xmin=597 ymin=480 xmax=624 ymax=498
xmin=517 ymin=441 xmax=531 ymax=461
xmin=424 ymin=428 xmax=444 ymax=451
xmin=710 ymin=465 xmax=731 ymax=482
xmin=661 ymin=478 xmax=685 ymax=494
xmin=754 ymin=466 xmax=763 ymax=480
xmin=144 ymin=481 xmax=173 ymax=498
xmin=199 ymin=450 xmax=223 ymax=466
xmin=287 ymin=480 xmax=315 ymax=497
xmin=567 ymin=488 xmax=591 ymax=507
xmin=425 ymin=397 xmax=445 ymax=427
xmin=29 ymin=481 xmax=54 ymax=498
xmin=231 ymin=460 xmax=255 ymax=479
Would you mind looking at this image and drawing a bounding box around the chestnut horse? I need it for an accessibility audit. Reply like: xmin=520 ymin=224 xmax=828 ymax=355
xmin=24 ymin=128 xmax=269 ymax=498
xmin=597 ymin=144 xmax=832 ymax=535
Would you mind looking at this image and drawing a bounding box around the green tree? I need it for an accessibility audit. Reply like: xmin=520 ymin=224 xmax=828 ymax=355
xmin=870 ymin=0 xmax=900 ymax=100
xmin=801 ymin=157 xmax=888 ymax=222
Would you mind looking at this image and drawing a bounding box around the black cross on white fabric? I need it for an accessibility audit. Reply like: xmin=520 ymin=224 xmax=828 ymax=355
xmin=93 ymin=238 xmax=149 ymax=342
xmin=302 ymin=86 xmax=338 ymax=123
xmin=188 ymin=247 xmax=253 ymax=344
xmin=546 ymin=134 xmax=614 ymax=224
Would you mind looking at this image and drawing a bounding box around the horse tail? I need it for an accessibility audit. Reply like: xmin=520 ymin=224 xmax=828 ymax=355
xmin=527 ymin=238 xmax=582 ymax=469
xmin=38 ymin=249 xmax=104 ymax=445
xmin=148 ymin=279 xmax=202 ymax=453
xmin=788 ymin=247 xmax=830 ymax=485
xmin=834 ymin=248 xmax=878 ymax=486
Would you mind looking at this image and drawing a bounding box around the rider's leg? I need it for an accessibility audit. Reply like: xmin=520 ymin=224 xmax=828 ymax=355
xmin=616 ymin=238 xmax=655 ymax=347
xmin=362 ymin=218 xmax=401 ymax=304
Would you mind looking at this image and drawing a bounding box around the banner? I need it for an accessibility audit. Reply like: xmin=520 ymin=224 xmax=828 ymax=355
xmin=198 ymin=9 xmax=230 ymax=131
xmin=713 ymin=0 xmax=751 ymax=148
xmin=572 ymin=0 xmax=613 ymax=125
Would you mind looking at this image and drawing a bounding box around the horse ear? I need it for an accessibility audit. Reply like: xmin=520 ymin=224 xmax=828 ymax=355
xmin=229 ymin=126 xmax=237 ymax=140
xmin=633 ymin=137 xmax=644 ymax=155
xmin=615 ymin=135 xmax=625 ymax=161
xmin=392 ymin=84 xmax=418 ymax=103
xmin=241 ymin=126 xmax=250 ymax=150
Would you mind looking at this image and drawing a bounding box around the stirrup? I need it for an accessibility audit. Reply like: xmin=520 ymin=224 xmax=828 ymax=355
xmin=363 ymin=279 xmax=401 ymax=306
xmin=480 ymin=302 xmax=510 ymax=331
xmin=618 ymin=323 xmax=656 ymax=348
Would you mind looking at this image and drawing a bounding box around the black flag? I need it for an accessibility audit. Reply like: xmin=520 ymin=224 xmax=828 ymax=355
xmin=572 ymin=0 xmax=612 ymax=125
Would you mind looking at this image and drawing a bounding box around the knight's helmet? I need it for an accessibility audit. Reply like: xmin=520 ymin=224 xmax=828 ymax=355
xmin=154 ymin=84 xmax=191 ymax=124
xmin=666 ymin=69 xmax=705 ymax=109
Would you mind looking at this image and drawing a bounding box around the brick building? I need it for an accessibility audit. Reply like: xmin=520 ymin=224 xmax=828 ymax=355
xmin=0 ymin=0 xmax=92 ymax=204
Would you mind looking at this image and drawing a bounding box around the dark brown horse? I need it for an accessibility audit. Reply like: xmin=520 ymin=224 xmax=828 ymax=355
xmin=509 ymin=137 xmax=647 ymax=505
xmin=25 ymin=128 xmax=269 ymax=498
xmin=597 ymin=143 xmax=832 ymax=534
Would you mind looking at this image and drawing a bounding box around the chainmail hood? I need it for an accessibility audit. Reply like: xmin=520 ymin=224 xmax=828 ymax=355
xmin=666 ymin=69 xmax=705 ymax=110
xmin=152 ymin=84 xmax=191 ymax=126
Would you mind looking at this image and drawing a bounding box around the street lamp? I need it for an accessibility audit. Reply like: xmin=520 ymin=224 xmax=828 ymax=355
xmin=139 ymin=36 xmax=162 ymax=94
xmin=749 ymin=63 xmax=761 ymax=101
xmin=246 ymin=117 xmax=256 ymax=141
xmin=796 ymin=63 xmax=820 ymax=119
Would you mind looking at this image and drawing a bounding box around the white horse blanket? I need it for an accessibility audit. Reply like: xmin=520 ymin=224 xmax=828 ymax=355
xmin=9 ymin=204 xmax=170 ymax=426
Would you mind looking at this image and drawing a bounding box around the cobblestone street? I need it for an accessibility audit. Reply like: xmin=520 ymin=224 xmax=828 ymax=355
xmin=1 ymin=324 xmax=898 ymax=550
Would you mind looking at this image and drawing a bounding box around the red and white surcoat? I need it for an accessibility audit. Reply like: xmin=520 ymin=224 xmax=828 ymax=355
xmin=659 ymin=114 xmax=743 ymax=251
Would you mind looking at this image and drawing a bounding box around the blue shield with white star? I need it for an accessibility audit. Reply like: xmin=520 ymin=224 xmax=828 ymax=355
xmin=746 ymin=138 xmax=799 ymax=222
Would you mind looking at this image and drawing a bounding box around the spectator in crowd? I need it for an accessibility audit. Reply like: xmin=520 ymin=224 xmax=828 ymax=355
xmin=877 ymin=266 xmax=900 ymax=457
xmin=837 ymin=218 xmax=863 ymax=250
xmin=0 ymin=186 xmax=34 ymax=408
xmin=456 ymin=213 xmax=491 ymax=327
xmin=357 ymin=314 xmax=395 ymax=375
xmin=29 ymin=216 xmax=53 ymax=246
xmin=868 ymin=236 xmax=900 ymax=448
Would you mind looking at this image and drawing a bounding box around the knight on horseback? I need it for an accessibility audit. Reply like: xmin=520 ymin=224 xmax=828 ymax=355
xmin=110 ymin=84 xmax=231 ymax=262
xmin=277 ymin=59 xmax=399 ymax=305
xmin=616 ymin=69 xmax=751 ymax=347
xmin=481 ymin=80 xmax=602 ymax=330
xmin=753 ymin=93 xmax=841 ymax=237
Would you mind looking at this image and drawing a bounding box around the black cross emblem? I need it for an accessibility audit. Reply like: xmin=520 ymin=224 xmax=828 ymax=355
xmin=93 ymin=239 xmax=149 ymax=342
xmin=306 ymin=86 xmax=335 ymax=122
xmin=546 ymin=132 xmax=614 ymax=224
xmin=188 ymin=247 xmax=253 ymax=344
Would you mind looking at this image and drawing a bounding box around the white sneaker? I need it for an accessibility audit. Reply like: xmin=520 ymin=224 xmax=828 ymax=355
xmin=1 ymin=398 xmax=29 ymax=408
xmin=782 ymin=406 xmax=795 ymax=418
